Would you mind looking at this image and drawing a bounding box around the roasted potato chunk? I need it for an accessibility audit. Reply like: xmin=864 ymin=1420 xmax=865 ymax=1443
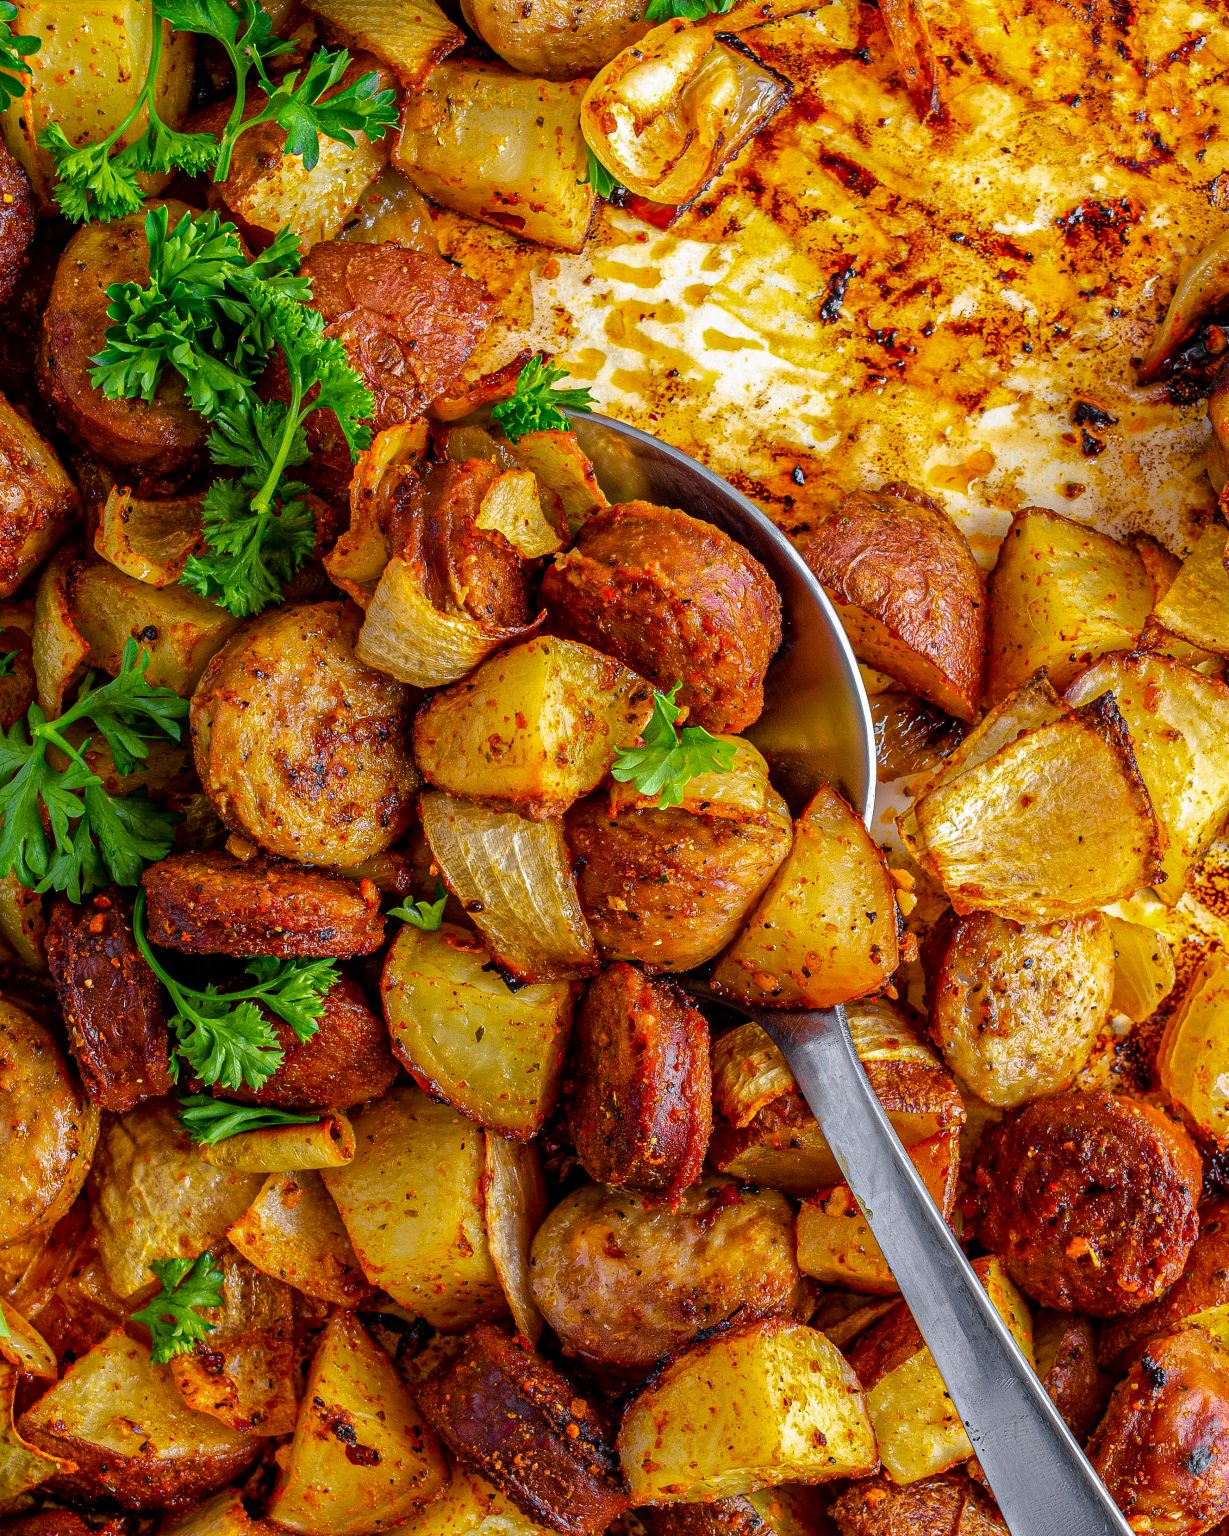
xmin=829 ymin=1473 xmax=1007 ymax=1535
xmin=142 ymin=851 xmax=385 ymax=957
xmin=1090 ymin=1328 xmax=1229 ymax=1535
xmin=1033 ymin=1312 xmax=1109 ymax=1441
xmin=1159 ymin=950 xmax=1229 ymax=1141
xmin=191 ymin=602 xmax=419 ymax=867
xmin=529 ymin=1177 xmax=799 ymax=1377
xmin=542 ymin=501 xmax=783 ymax=733
xmin=461 ymin=0 xmax=648 ymax=77
xmin=45 ymin=890 xmax=172 ymax=1112
xmin=972 ymin=1091 xmax=1202 ymax=1316
xmin=566 ymin=963 xmax=711 ymax=1197
xmin=925 ymin=910 xmax=1114 ymax=1107
xmin=39 ymin=208 xmax=208 ymax=479
xmin=0 ymin=391 xmax=77 ymax=597
xmin=417 ymin=1324 xmax=628 ymax=1536
xmin=227 ymin=1170 xmax=377 ymax=1308
xmin=985 ymin=507 xmax=1153 ymax=699
xmin=619 ymin=1318 xmax=878 ymax=1502
xmin=1152 ymin=522 xmax=1229 ymax=659
xmin=414 ymin=637 xmax=653 ymax=818
xmin=798 ymin=485 xmax=985 ymax=721
xmin=0 ymin=998 xmax=100 ymax=1248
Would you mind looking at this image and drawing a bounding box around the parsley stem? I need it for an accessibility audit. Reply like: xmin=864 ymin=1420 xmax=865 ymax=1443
xmin=251 ymin=370 xmax=305 ymax=516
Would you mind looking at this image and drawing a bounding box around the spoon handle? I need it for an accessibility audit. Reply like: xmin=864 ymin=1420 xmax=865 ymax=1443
xmin=763 ymin=1005 xmax=1131 ymax=1536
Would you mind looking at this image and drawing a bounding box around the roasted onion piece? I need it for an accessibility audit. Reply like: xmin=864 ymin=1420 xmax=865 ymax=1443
xmin=1139 ymin=229 xmax=1229 ymax=382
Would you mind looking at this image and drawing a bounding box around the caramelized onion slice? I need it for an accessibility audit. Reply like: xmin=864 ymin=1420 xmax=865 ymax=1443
xmin=1139 ymin=230 xmax=1229 ymax=383
xmin=485 ymin=1135 xmax=547 ymax=1344
xmin=582 ymin=22 xmax=790 ymax=206
xmin=95 ymin=487 xmax=203 ymax=588
xmin=198 ymin=1114 xmax=356 ymax=1173
xmin=421 ymin=790 xmax=597 ymax=981
xmin=477 ymin=470 xmax=565 ymax=558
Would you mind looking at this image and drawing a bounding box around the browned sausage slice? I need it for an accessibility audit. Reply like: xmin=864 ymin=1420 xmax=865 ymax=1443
xmin=829 ymin=1473 xmax=1007 ymax=1535
xmin=0 ymin=142 xmax=36 ymax=306
xmin=45 ymin=891 xmax=172 ymax=1113
xmin=0 ymin=393 xmax=79 ymax=598
xmin=142 ymin=851 xmax=386 ymax=957
xmin=973 ymin=1091 xmax=1201 ymax=1316
xmin=565 ymin=962 xmax=710 ymax=1196
xmin=417 ymin=1324 xmax=628 ymax=1536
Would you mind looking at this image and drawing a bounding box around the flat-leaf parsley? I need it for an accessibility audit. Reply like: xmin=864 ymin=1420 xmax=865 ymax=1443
xmin=611 ymin=683 xmax=736 ymax=808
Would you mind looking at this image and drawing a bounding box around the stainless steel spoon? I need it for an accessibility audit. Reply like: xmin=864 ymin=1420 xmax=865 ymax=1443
xmin=569 ymin=411 xmax=1133 ymax=1536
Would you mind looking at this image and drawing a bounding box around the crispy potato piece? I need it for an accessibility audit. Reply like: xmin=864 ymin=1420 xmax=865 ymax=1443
xmin=191 ymin=602 xmax=419 ymax=867
xmin=829 ymin=1473 xmax=1007 ymax=1535
xmin=302 ymin=0 xmax=463 ymax=89
xmin=344 ymin=1464 xmax=552 ymax=1536
xmin=323 ymin=1086 xmax=505 ymax=1328
xmin=0 ymin=392 xmax=77 ymax=597
xmin=460 ymin=0 xmax=647 ymax=77
xmin=417 ymin=1324 xmax=628 ymax=1536
xmin=710 ymin=782 xmax=900 ymax=1009
xmin=798 ymin=486 xmax=985 ymax=721
xmin=619 ymin=1318 xmax=877 ymax=1502
xmin=566 ymin=963 xmax=711 ymax=1197
xmin=142 ymin=851 xmax=385 ymax=957
xmin=1067 ymin=651 xmax=1229 ymax=903
xmin=159 ymin=1489 xmax=280 ymax=1534
xmin=1159 ymin=950 xmax=1229 ymax=1142
xmin=17 ymin=1330 xmax=256 ymax=1512
xmin=382 ymin=922 xmax=572 ymax=1139
xmin=911 ymin=694 xmax=1161 ymax=921
xmin=227 ymin=1171 xmax=377 ymax=1308
xmin=796 ymin=1133 xmax=958 ymax=1295
xmin=89 ymin=1099 xmax=262 ymax=1299
xmin=1131 ymin=534 xmax=1222 ymax=673
xmin=849 ymin=1257 xmax=1031 ymax=1485
xmin=709 ymin=1002 xmax=964 ymax=1195
xmin=269 ymin=1311 xmax=448 ymax=1536
xmin=0 ymin=998 xmax=99 ymax=1249
xmin=566 ymin=744 xmax=792 ymax=974
xmin=529 ymin=1177 xmax=799 ymax=1378
xmin=1108 ymin=915 xmax=1176 ymax=1023
xmin=1033 ymin=1312 xmax=1109 ymax=1441
xmin=414 ymin=638 xmax=653 ymax=818
xmin=1152 ymin=522 xmax=1229 ymax=658
xmin=973 ymin=1091 xmax=1202 ymax=1316
xmin=985 ymin=507 xmax=1153 ymax=699
xmin=542 ymin=501 xmax=782 ymax=733
xmin=1090 ymin=1328 xmax=1229 ymax=1534
xmin=926 ymin=911 xmax=1114 ymax=1107
xmin=45 ymin=890 xmax=172 ymax=1113
xmin=169 ymin=1250 xmax=296 ymax=1437
xmin=485 ymin=1133 xmax=547 ymax=1345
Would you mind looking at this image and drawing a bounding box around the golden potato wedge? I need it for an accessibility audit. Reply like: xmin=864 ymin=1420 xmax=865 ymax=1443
xmin=848 ymin=1257 xmax=1032 ymax=1485
xmin=1152 ymin=521 xmax=1229 ymax=658
xmin=1158 ymin=949 xmax=1229 ymax=1142
xmin=710 ymin=782 xmax=900 ymax=1009
xmin=985 ymin=507 xmax=1153 ymax=700
xmin=485 ymin=1134 xmax=547 ymax=1344
xmin=323 ymin=1085 xmax=506 ymax=1328
xmin=798 ymin=486 xmax=985 ymax=721
xmin=17 ymin=1329 xmax=256 ymax=1512
xmin=302 ymin=0 xmax=463 ymax=89
xmin=382 ymin=921 xmax=573 ymax=1139
xmin=617 ymin=1318 xmax=878 ymax=1502
xmin=159 ymin=1489 xmax=280 ymax=1535
xmin=709 ymin=1001 xmax=964 ymax=1195
xmin=1066 ymin=650 xmax=1229 ymax=903
xmin=226 ymin=1171 xmax=376 ymax=1309
xmin=926 ymin=911 xmax=1115 ymax=1107
xmin=796 ymin=1132 xmax=959 ymax=1295
xmin=911 ymin=694 xmax=1160 ymax=921
xmin=1132 ymin=533 xmax=1222 ymax=673
xmin=269 ymin=1310 xmax=448 ymax=1536
xmin=388 ymin=1465 xmax=555 ymax=1536
xmin=1107 ymin=915 xmax=1175 ymax=1023
xmin=414 ymin=638 xmax=653 ymax=818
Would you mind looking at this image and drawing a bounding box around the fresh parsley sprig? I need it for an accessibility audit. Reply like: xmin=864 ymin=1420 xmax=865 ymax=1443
xmin=133 ymin=889 xmax=338 ymax=1091
xmin=388 ymin=880 xmax=448 ymax=932
xmin=611 ymin=683 xmax=737 ymax=808
xmin=584 ymin=146 xmax=626 ymax=202
xmin=0 ymin=651 xmax=16 ymax=678
xmin=491 ymin=356 xmax=595 ymax=443
xmin=0 ymin=1302 xmax=9 ymax=1342
xmin=0 ymin=3 xmax=38 ymax=113
xmin=178 ymin=1094 xmax=320 ymax=1145
xmin=645 ymin=0 xmax=735 ymax=18
xmin=0 ymin=640 xmax=187 ymax=902
xmin=131 ymin=1254 xmax=224 ymax=1364
xmin=40 ymin=0 xmax=397 ymax=224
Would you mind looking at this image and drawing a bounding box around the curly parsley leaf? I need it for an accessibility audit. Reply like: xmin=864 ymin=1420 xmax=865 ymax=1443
xmin=178 ymin=1094 xmax=320 ymax=1146
xmin=0 ymin=3 xmax=39 ymax=114
xmin=644 ymin=0 xmax=735 ymax=18
xmin=610 ymin=683 xmax=737 ymax=808
xmin=583 ymin=146 xmax=626 ymax=202
xmin=388 ymin=881 xmax=448 ymax=932
xmin=490 ymin=356 xmax=595 ymax=443
xmin=131 ymin=1254 xmax=225 ymax=1364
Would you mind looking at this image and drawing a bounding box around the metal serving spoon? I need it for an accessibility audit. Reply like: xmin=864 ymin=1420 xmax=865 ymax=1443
xmin=569 ymin=411 xmax=1132 ymax=1536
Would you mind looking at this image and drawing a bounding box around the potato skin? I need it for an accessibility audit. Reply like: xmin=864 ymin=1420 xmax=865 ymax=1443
xmin=142 ymin=850 xmax=386 ymax=957
xmin=1090 ymin=1328 xmax=1229 ymax=1534
xmin=191 ymin=601 xmax=418 ymax=866
xmin=528 ymin=1177 xmax=799 ymax=1376
xmin=829 ymin=1473 xmax=1006 ymax=1535
xmin=566 ymin=962 xmax=711 ymax=1196
xmin=45 ymin=890 xmax=172 ymax=1113
xmin=797 ymin=485 xmax=985 ymax=722
xmin=973 ymin=1091 xmax=1202 ymax=1316
xmin=39 ymin=208 xmax=208 ymax=478
xmin=462 ymin=0 xmax=650 ymax=78
xmin=0 ymin=390 xmax=78 ymax=596
xmin=1034 ymin=1311 xmax=1110 ymax=1442
xmin=542 ymin=501 xmax=783 ymax=733
xmin=417 ymin=1323 xmax=629 ymax=1536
